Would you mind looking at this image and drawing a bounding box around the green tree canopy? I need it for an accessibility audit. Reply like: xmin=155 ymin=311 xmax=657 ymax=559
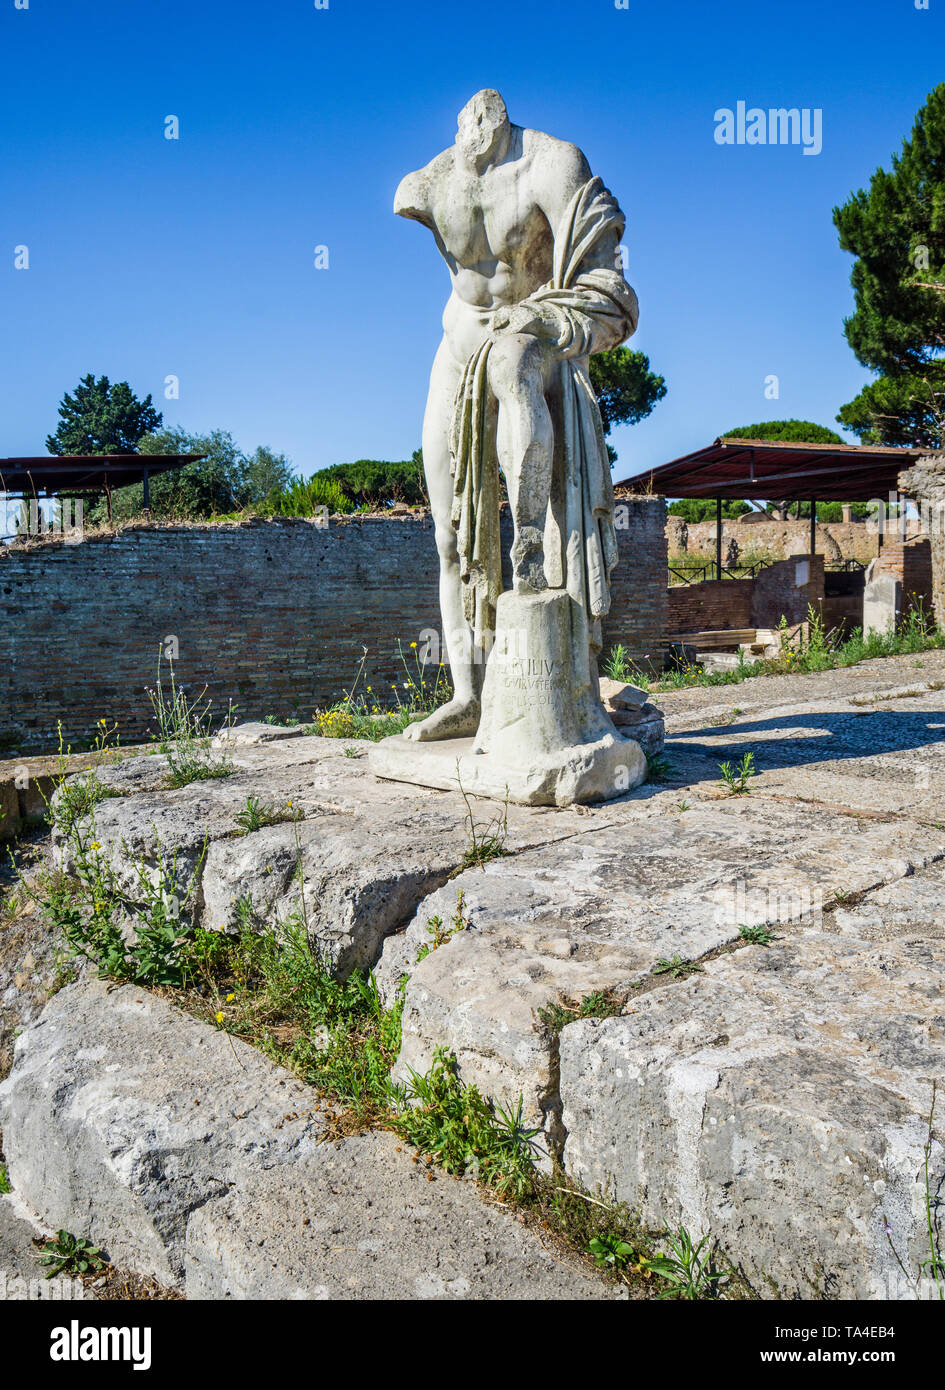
xmin=721 ymin=421 xmax=846 ymax=520
xmin=833 ymin=83 xmax=945 ymax=447
xmin=46 ymin=374 xmax=162 ymax=455
xmin=667 ymin=499 xmax=751 ymax=522
xmin=588 ymin=348 xmax=667 ymax=451
xmin=87 ymin=427 xmax=293 ymax=522
xmin=315 ymin=451 xmax=428 ymax=507
xmin=244 ymin=445 xmax=295 ymax=501
xmin=723 ymin=420 xmax=845 ymax=445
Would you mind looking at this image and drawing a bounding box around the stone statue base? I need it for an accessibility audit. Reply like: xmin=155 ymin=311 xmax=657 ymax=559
xmin=370 ymin=590 xmax=647 ymax=806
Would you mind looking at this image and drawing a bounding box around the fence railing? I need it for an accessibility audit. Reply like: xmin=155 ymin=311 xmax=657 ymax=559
xmin=669 ymin=556 xmax=867 ymax=585
xmin=668 ymin=561 xmax=769 ymax=585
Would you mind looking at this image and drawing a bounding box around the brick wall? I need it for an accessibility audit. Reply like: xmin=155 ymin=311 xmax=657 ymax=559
xmin=873 ymin=537 xmax=934 ymax=619
xmin=751 ymin=554 xmax=825 ymax=628
xmin=0 ymin=501 xmax=667 ymax=751
xmin=667 ymin=555 xmax=825 ymax=636
xmin=668 ymin=578 xmax=754 ymax=633
xmin=606 ymin=498 xmax=668 ymax=668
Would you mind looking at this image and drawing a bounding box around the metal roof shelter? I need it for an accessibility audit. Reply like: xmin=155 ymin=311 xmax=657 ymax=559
xmin=620 ymin=437 xmax=924 ymax=503
xmin=619 ymin=437 xmax=926 ymax=578
xmin=0 ymin=454 xmax=205 ymax=520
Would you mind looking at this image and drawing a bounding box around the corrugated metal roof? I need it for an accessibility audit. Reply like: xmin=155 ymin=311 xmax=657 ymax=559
xmin=618 ymin=437 xmax=926 ymax=502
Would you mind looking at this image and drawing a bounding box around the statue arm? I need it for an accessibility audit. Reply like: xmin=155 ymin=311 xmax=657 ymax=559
xmin=527 ymin=141 xmax=636 ymax=354
xmin=394 ymin=153 xmax=456 ymax=269
xmin=394 ymin=167 xmax=434 ymax=225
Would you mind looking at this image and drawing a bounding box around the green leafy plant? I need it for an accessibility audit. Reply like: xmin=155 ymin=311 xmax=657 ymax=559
xmin=457 ymin=773 xmax=508 ymax=870
xmin=719 ymin=751 xmax=756 ymax=795
xmin=310 ymin=642 xmax=453 ymax=742
xmin=538 ymin=989 xmax=624 ymax=1034
xmin=643 ymin=1227 xmax=724 ymax=1300
xmin=602 ymin=643 xmax=645 ymax=685
xmin=148 ymin=653 xmax=234 ymax=788
xmin=738 ymin=924 xmax=774 ymax=946
xmin=883 ymin=1083 xmax=944 ymax=1300
xmin=416 ymin=890 xmax=470 ymax=963
xmin=394 ymin=1048 xmax=542 ymax=1198
xmin=918 ymin=1083 xmax=945 ymax=1298
xmin=646 ymin=752 xmax=673 ymax=783
xmin=0 ymin=1163 xmax=10 ymax=1195
xmin=652 ymin=955 xmax=703 ymax=980
xmin=588 ymin=1233 xmax=637 ymax=1270
xmin=234 ymin=795 xmax=302 ymax=835
xmin=36 ymin=1230 xmax=107 ymax=1281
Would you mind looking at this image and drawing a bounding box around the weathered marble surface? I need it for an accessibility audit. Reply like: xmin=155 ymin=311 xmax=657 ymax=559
xmin=381 ymin=91 xmax=640 ymax=804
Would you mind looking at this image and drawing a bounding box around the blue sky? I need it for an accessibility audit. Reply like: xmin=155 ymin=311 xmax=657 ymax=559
xmin=2 ymin=0 xmax=943 ymax=485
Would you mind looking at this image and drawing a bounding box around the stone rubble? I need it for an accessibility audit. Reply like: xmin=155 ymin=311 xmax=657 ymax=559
xmin=2 ymin=652 xmax=944 ymax=1298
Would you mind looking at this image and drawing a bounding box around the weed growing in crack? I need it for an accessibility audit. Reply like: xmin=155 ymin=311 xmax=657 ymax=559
xmin=538 ymin=989 xmax=625 ymax=1034
xmin=719 ymin=751 xmax=756 ymax=795
xmin=456 ymin=770 xmax=508 ymax=870
xmin=36 ymin=1231 xmax=106 ymax=1281
xmin=645 ymin=752 xmax=673 ymax=783
xmin=737 ymin=924 xmax=774 ymax=946
xmin=393 ymin=1048 xmax=542 ymax=1199
xmin=416 ymin=890 xmax=469 ymax=963
xmin=148 ymin=652 xmax=234 ymax=788
xmin=652 ymin=955 xmax=703 ymax=980
xmin=588 ymin=1233 xmax=637 ymax=1271
xmin=234 ymin=795 xmax=304 ymax=835
xmin=883 ymin=1082 xmax=944 ymax=1301
xmin=643 ymin=1227 xmax=725 ymax=1300
xmin=37 ymin=790 xmax=207 ymax=988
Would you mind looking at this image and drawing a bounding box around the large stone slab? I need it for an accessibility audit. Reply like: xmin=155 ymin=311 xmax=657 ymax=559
xmin=0 ymin=979 xmax=609 ymax=1300
xmin=0 ymin=979 xmax=329 ymax=1288
xmin=559 ymin=924 xmax=945 ymax=1300
xmin=184 ymin=1131 xmax=606 ymax=1301
xmin=378 ymin=797 xmax=945 ymax=1142
xmin=56 ymin=731 xmax=649 ymax=978
xmin=668 ymin=685 xmax=945 ymax=823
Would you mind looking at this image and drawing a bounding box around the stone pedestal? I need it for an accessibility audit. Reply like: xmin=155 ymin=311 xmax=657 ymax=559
xmin=370 ymin=590 xmax=647 ymax=806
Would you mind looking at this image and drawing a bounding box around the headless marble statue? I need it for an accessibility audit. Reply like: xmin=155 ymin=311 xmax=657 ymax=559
xmin=370 ymin=90 xmax=647 ymax=805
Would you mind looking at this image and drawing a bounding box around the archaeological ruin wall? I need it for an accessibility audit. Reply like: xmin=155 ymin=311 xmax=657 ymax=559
xmin=0 ymin=500 xmax=667 ymax=751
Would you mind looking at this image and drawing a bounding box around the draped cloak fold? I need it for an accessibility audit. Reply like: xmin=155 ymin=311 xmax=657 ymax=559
xmin=448 ymin=176 xmax=639 ymax=671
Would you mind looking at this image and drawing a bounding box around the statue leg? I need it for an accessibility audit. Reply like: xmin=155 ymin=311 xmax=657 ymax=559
xmin=403 ymin=338 xmax=483 ymax=743
xmin=488 ymin=332 xmax=553 ymax=593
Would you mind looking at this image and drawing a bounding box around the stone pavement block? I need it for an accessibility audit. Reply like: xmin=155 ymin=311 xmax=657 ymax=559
xmin=380 ymin=798 xmax=944 ymax=1139
xmin=559 ymin=930 xmax=945 ymax=1299
xmin=0 ymin=979 xmax=610 ymax=1301
xmin=185 ymin=1131 xmax=607 ymax=1301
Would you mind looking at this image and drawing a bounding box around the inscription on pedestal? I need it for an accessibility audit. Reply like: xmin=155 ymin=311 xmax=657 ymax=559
xmin=500 ymin=656 xmax=567 ymax=707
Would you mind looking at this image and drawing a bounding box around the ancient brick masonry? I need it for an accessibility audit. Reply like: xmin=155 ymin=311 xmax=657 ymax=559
xmin=873 ymin=537 xmax=935 ymax=619
xmin=0 ymin=502 xmax=667 ymax=751
xmin=667 ymin=555 xmax=825 ymax=635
